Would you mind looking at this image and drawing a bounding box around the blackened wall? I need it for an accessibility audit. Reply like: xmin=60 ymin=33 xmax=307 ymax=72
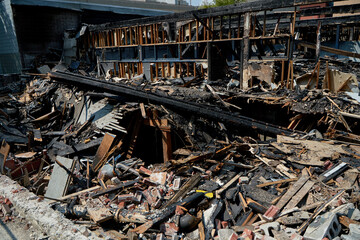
xmin=12 ymin=5 xmax=80 ymax=68
xmin=11 ymin=5 xmax=146 ymax=69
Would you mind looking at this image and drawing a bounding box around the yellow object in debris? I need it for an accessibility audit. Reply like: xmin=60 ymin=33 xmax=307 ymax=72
xmin=196 ymin=190 xmax=213 ymax=198
xmin=84 ymin=138 xmax=91 ymax=144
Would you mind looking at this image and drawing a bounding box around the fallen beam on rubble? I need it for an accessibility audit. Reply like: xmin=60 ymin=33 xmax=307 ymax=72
xmin=50 ymin=71 xmax=303 ymax=137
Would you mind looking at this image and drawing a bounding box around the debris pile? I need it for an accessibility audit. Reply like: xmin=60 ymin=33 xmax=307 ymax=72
xmin=0 ymin=66 xmax=359 ymax=240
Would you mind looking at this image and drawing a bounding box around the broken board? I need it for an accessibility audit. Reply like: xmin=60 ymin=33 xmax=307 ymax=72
xmin=272 ymin=135 xmax=347 ymax=166
xmin=92 ymin=133 xmax=116 ymax=170
xmin=45 ymin=156 xmax=75 ymax=200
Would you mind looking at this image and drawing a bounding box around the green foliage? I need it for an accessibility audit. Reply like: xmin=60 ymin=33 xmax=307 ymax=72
xmin=200 ymin=0 xmax=246 ymax=8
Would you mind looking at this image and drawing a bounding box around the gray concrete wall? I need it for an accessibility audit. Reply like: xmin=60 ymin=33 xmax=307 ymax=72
xmin=0 ymin=0 xmax=22 ymax=74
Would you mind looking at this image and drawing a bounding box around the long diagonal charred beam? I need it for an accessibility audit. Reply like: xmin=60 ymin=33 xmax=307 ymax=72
xmin=50 ymin=71 xmax=303 ymax=137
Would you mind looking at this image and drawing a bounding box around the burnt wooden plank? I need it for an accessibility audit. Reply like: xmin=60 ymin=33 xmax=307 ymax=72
xmin=284 ymin=180 xmax=314 ymax=210
xmin=92 ymin=133 xmax=116 ymax=170
xmin=276 ymin=175 xmax=309 ymax=210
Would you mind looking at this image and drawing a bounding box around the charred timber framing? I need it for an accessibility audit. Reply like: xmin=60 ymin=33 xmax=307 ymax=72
xmin=84 ymin=0 xmax=360 ymax=89
xmin=50 ymin=71 xmax=302 ymax=137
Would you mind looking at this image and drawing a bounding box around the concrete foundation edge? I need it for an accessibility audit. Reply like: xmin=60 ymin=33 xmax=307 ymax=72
xmin=0 ymin=175 xmax=101 ymax=240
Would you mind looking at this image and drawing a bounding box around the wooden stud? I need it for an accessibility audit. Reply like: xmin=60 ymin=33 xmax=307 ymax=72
xmin=123 ymin=63 xmax=126 ymax=78
xmin=154 ymin=24 xmax=158 ymax=44
xmin=96 ymin=32 xmax=99 ymax=47
xmin=118 ymin=63 xmax=121 ymax=78
xmin=119 ymin=63 xmax=122 ymax=78
xmin=124 ymin=28 xmax=128 ymax=45
xmin=242 ymin=12 xmax=251 ymax=89
xmin=139 ymin=26 xmax=143 ymax=44
xmin=207 ymin=18 xmax=210 ymax=40
xmin=127 ymin=63 xmax=130 ymax=78
xmin=196 ymin=20 xmax=199 ymax=41
xmin=162 ymin=26 xmax=165 ymax=43
xmin=150 ymin=25 xmax=154 ymax=44
xmin=145 ymin=26 xmax=148 ymax=44
xmin=189 ymin=22 xmax=192 ymax=42
xmin=111 ymin=30 xmax=115 ymax=46
xmin=118 ymin=29 xmax=122 ymax=46
xmin=211 ymin=17 xmax=214 ymax=40
xmin=155 ymin=62 xmax=159 ymax=80
xmin=193 ymin=62 xmax=196 ymax=77
xmin=326 ymin=61 xmax=331 ymax=90
xmin=150 ymin=64 xmax=154 ymax=82
xmin=263 ymin=11 xmax=267 ymax=37
xmin=129 ymin=27 xmax=133 ymax=45
xmin=167 ymin=62 xmax=171 ymax=77
xmin=286 ymin=60 xmax=292 ymax=88
xmin=186 ymin=63 xmax=190 ymax=77
xmin=161 ymin=62 xmax=165 ymax=78
xmin=178 ymin=62 xmax=182 ymax=78
xmin=173 ymin=62 xmax=177 ymax=78
xmin=181 ymin=26 xmax=184 ymax=42
xmin=132 ymin=63 xmax=135 ymax=77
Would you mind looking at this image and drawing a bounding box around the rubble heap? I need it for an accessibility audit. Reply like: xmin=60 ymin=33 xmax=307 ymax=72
xmin=0 ymin=64 xmax=360 ymax=240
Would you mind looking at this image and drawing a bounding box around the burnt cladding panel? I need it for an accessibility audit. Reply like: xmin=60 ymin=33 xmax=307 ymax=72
xmin=12 ymin=5 xmax=80 ymax=54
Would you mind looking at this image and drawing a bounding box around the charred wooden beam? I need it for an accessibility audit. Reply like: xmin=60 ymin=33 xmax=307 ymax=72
xmin=50 ymin=71 xmax=302 ymax=137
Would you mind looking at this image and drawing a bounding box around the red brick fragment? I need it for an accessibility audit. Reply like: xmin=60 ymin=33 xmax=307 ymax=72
xmin=263 ymin=205 xmax=280 ymax=221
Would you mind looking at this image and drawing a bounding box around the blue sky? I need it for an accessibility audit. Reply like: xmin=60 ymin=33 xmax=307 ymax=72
xmin=187 ymin=0 xmax=205 ymax=6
